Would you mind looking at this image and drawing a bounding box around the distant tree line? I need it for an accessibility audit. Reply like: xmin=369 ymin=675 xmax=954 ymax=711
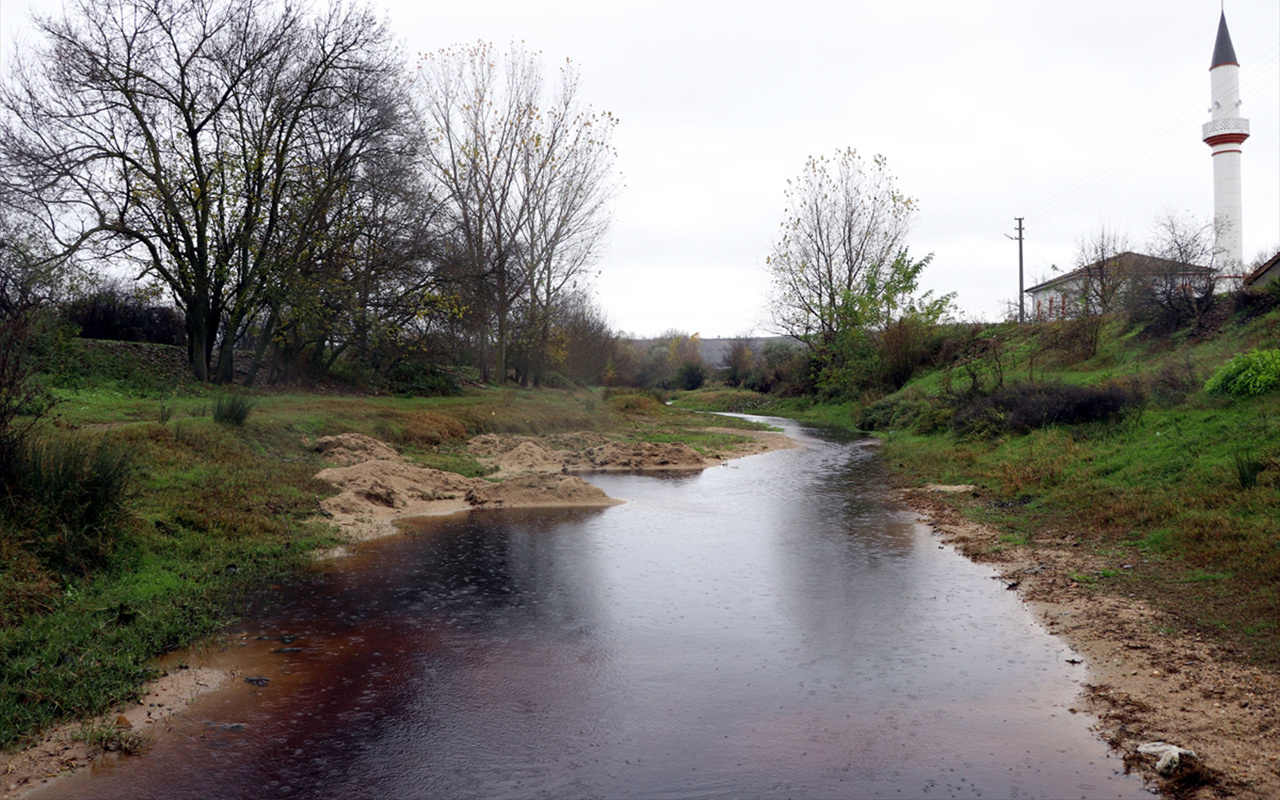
xmin=0 ymin=0 xmax=620 ymax=389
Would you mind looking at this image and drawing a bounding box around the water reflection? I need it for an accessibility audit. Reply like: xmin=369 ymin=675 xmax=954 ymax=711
xmin=43 ymin=418 xmax=1150 ymax=800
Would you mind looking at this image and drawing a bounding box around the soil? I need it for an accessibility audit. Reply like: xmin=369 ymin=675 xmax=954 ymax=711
xmin=903 ymin=486 xmax=1280 ymax=800
xmin=1 ymin=665 xmax=227 ymax=799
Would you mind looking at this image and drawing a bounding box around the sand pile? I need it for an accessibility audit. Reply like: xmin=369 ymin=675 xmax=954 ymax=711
xmin=465 ymin=473 xmax=620 ymax=508
xmin=312 ymin=433 xmax=402 ymax=465
xmin=314 ymin=428 xmax=796 ymax=540
xmin=560 ymin=441 xmax=707 ymax=471
xmin=317 ymin=461 xmax=477 ymax=513
xmin=313 ymin=435 xmax=627 ymax=540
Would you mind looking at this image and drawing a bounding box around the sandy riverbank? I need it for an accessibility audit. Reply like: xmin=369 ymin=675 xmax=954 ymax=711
xmin=310 ymin=427 xmax=796 ymax=545
xmin=904 ymin=485 xmax=1280 ymax=800
xmin=2 ymin=425 xmax=796 ymax=798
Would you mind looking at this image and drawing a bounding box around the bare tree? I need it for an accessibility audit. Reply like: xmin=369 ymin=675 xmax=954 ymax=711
xmin=417 ymin=42 xmax=616 ymax=384
xmin=517 ymin=71 xmax=617 ymax=387
xmin=1070 ymin=225 xmax=1132 ymax=317
xmin=554 ymin=292 xmax=618 ymax=386
xmin=1134 ymin=212 xmax=1219 ymax=332
xmin=241 ymin=58 xmax=439 ymax=384
xmin=766 ymin=149 xmax=916 ymax=347
xmin=0 ymin=0 xmax=410 ymax=382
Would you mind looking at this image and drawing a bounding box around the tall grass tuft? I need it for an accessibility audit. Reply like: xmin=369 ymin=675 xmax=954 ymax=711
xmin=212 ymin=393 xmax=255 ymax=426
xmin=0 ymin=434 xmax=136 ymax=573
xmin=1232 ymin=449 xmax=1264 ymax=490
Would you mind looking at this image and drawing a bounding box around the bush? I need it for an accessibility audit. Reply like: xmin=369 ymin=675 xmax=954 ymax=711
xmin=1143 ymin=356 xmax=1200 ymax=406
xmin=604 ymin=389 xmax=665 ymax=414
xmin=1204 ymin=349 xmax=1280 ymax=398
xmin=384 ymin=362 xmax=462 ymax=397
xmin=858 ymin=394 xmax=951 ymax=434
xmin=62 ymin=282 xmax=186 ymax=345
xmin=0 ymin=435 xmax=136 ymax=574
xmin=675 ymin=361 xmax=706 ymax=391
xmin=211 ymin=393 xmax=255 ymax=426
xmin=952 ymin=382 xmax=1133 ymax=438
xmin=536 ymin=371 xmax=573 ymax=390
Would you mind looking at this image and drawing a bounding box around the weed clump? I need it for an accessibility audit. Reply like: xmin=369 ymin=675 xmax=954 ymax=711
xmin=212 ymin=393 xmax=256 ymax=426
xmin=1204 ymin=348 xmax=1280 ymax=398
xmin=0 ymin=435 xmax=136 ymax=575
xmin=1232 ymin=449 xmax=1264 ymax=490
xmin=73 ymin=720 xmax=151 ymax=755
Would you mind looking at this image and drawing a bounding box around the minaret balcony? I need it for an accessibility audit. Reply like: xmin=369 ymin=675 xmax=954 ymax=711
xmin=1202 ymin=117 xmax=1250 ymax=146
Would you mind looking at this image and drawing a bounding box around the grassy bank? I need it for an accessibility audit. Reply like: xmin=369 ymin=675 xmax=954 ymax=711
xmin=1 ymin=348 xmax=765 ymax=751
xmin=674 ymin=308 xmax=1280 ymax=668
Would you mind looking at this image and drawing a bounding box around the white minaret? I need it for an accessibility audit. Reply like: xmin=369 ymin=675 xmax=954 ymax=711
xmin=1202 ymin=11 xmax=1249 ymax=276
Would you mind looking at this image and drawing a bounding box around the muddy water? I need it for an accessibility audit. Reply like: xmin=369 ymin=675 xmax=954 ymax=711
xmin=43 ymin=419 xmax=1150 ymax=799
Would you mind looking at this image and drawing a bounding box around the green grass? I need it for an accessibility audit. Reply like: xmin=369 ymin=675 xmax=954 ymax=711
xmin=409 ymin=447 xmax=498 ymax=478
xmin=640 ymin=430 xmax=752 ymax=456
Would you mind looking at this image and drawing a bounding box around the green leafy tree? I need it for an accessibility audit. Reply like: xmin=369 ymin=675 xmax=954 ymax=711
xmin=810 ymin=253 xmax=952 ymax=397
xmin=765 ymin=150 xmax=951 ymax=397
xmin=767 ymin=149 xmax=916 ymax=347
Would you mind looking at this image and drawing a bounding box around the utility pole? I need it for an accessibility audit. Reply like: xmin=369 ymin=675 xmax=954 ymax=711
xmin=1006 ymin=218 xmax=1025 ymax=323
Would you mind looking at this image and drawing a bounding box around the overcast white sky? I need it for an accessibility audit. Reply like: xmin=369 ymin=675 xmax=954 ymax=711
xmin=4 ymin=0 xmax=1279 ymax=337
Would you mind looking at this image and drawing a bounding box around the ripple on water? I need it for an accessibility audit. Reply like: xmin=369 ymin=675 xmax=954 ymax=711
xmin=41 ymin=418 xmax=1150 ymax=800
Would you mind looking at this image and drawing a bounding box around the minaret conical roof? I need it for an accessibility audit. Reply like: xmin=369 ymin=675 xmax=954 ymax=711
xmin=1211 ymin=11 xmax=1238 ymax=68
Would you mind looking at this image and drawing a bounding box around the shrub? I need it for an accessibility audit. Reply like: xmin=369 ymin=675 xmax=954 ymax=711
xmin=1229 ymin=286 xmax=1279 ymax=323
xmin=858 ymin=394 xmax=951 ymax=434
xmin=0 ymin=435 xmax=136 ymax=574
xmin=675 ymin=361 xmax=706 ymax=391
xmin=211 ymin=393 xmax=255 ymax=426
xmin=61 ymin=281 xmax=185 ymax=345
xmin=0 ymin=306 xmax=63 ymax=446
xmin=605 ymin=389 xmax=664 ymax=415
xmin=1204 ymin=349 xmax=1280 ymax=398
xmin=384 ymin=362 xmax=461 ymax=397
xmin=537 ymin=371 xmax=573 ymax=390
xmin=1143 ymin=355 xmax=1200 ymax=406
xmin=952 ymin=382 xmax=1133 ymax=438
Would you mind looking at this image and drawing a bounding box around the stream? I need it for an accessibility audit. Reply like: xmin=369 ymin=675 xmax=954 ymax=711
xmin=42 ymin=418 xmax=1150 ymax=799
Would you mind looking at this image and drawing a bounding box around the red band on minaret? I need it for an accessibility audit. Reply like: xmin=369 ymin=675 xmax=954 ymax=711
xmin=1204 ymin=133 xmax=1250 ymax=147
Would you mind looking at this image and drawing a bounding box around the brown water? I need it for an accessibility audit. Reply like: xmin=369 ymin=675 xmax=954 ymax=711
xmin=43 ymin=419 xmax=1151 ymax=799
